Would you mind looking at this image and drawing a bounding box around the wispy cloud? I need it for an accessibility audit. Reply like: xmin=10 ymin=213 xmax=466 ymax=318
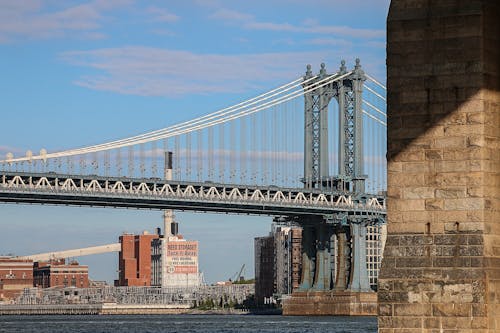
xmin=151 ymin=29 xmax=176 ymax=37
xmin=210 ymin=8 xmax=252 ymax=22
xmin=0 ymin=0 xmax=133 ymax=43
xmin=307 ymin=38 xmax=353 ymax=47
xmin=0 ymin=145 xmax=25 ymax=156
xmin=60 ymin=46 xmax=351 ymax=96
xmin=146 ymin=6 xmax=180 ymax=23
xmin=209 ymin=8 xmax=384 ymax=39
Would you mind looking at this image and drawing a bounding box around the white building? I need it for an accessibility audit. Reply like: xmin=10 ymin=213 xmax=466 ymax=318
xmin=366 ymin=224 xmax=387 ymax=289
xmin=151 ymin=236 xmax=202 ymax=288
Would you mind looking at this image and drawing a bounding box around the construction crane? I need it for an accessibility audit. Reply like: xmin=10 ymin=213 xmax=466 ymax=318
xmin=229 ymin=264 xmax=245 ymax=282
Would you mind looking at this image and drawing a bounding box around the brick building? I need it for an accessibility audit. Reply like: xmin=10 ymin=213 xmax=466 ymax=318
xmin=0 ymin=257 xmax=34 ymax=300
xmin=116 ymin=232 xmax=159 ymax=286
xmin=33 ymin=259 xmax=89 ymax=288
xmin=255 ymin=224 xmax=303 ymax=304
xmin=273 ymin=225 xmax=302 ymax=295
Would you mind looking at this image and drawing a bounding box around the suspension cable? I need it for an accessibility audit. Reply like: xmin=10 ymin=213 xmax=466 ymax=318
xmin=363 ymin=100 xmax=386 ymax=117
xmin=364 ymin=85 xmax=386 ymax=101
xmin=362 ymin=110 xmax=387 ymax=126
xmin=3 ymin=71 xmax=353 ymax=163
xmin=365 ymin=74 xmax=386 ymax=90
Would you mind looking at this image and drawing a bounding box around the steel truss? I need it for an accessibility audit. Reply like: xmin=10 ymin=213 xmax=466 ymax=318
xmin=0 ymin=171 xmax=386 ymax=216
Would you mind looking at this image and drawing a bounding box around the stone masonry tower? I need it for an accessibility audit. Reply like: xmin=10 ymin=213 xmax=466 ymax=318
xmin=379 ymin=1 xmax=499 ymax=332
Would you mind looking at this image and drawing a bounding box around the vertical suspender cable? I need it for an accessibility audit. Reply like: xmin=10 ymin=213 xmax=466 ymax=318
xmin=219 ymin=123 xmax=225 ymax=183
xmin=261 ymin=110 xmax=267 ymax=185
xmin=116 ymin=148 xmax=122 ymax=177
xmin=151 ymin=141 xmax=157 ymax=178
xmin=229 ymin=119 xmax=235 ymax=183
xmin=128 ymin=146 xmax=134 ymax=177
xmin=104 ymin=150 xmax=110 ymax=177
xmin=186 ymin=132 xmax=192 ymax=180
xmin=139 ymin=143 xmax=145 ymax=178
xmin=251 ymin=113 xmax=257 ymax=185
xmin=174 ymin=136 xmax=180 ymax=180
xmin=163 ymin=138 xmax=168 ymax=177
xmin=197 ymin=129 xmax=202 ymax=182
xmin=240 ymin=117 xmax=247 ymax=184
xmin=208 ymin=126 xmax=214 ymax=181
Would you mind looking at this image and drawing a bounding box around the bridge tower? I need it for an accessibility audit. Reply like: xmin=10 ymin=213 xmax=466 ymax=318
xmin=302 ymin=59 xmax=366 ymax=193
xmin=288 ymin=59 xmax=376 ymax=315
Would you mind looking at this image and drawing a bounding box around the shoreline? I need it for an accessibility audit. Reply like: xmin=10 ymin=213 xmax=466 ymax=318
xmin=0 ymin=304 xmax=282 ymax=316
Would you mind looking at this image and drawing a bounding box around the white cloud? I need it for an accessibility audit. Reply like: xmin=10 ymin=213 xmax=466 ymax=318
xmin=151 ymin=29 xmax=176 ymax=37
xmin=210 ymin=8 xmax=253 ymax=22
xmin=0 ymin=145 xmax=25 ymax=157
xmin=304 ymin=25 xmax=384 ymax=39
xmin=146 ymin=6 xmax=180 ymax=23
xmin=0 ymin=0 xmax=132 ymax=42
xmin=307 ymin=38 xmax=352 ymax=47
xmin=60 ymin=46 xmax=353 ymax=96
xmin=209 ymin=8 xmax=384 ymax=40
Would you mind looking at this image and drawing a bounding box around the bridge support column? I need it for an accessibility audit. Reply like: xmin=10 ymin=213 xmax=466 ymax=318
xmin=298 ymin=225 xmax=315 ymax=290
xmin=334 ymin=229 xmax=349 ymax=291
xmin=347 ymin=222 xmax=370 ymax=292
xmin=283 ymin=220 xmax=377 ymax=316
xmin=312 ymin=223 xmax=333 ymax=290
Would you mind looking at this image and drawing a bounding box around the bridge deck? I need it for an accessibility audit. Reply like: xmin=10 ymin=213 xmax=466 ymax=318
xmin=0 ymin=171 xmax=386 ymax=217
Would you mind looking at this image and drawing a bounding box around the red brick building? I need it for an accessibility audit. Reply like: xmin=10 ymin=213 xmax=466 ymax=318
xmin=33 ymin=259 xmax=89 ymax=288
xmin=290 ymin=228 xmax=302 ymax=291
xmin=0 ymin=257 xmax=34 ymax=300
xmin=115 ymin=232 xmax=159 ymax=286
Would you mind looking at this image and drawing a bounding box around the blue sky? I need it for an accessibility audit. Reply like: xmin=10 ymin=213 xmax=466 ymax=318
xmin=0 ymin=0 xmax=389 ymax=283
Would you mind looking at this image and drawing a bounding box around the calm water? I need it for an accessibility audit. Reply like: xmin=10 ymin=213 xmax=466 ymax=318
xmin=0 ymin=315 xmax=377 ymax=333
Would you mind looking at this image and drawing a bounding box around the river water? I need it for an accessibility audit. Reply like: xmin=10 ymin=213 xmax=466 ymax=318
xmin=0 ymin=315 xmax=377 ymax=333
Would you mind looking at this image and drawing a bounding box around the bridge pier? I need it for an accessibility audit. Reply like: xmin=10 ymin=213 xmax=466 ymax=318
xmin=379 ymin=1 xmax=500 ymax=331
xmin=312 ymin=223 xmax=333 ymax=291
xmin=334 ymin=229 xmax=349 ymax=291
xmin=283 ymin=218 xmax=377 ymax=316
xmin=298 ymin=224 xmax=315 ymax=291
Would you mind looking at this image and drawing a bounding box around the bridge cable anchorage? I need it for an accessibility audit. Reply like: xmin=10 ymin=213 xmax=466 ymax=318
xmin=1 ymin=72 xmax=355 ymax=164
xmin=365 ymin=74 xmax=386 ymax=90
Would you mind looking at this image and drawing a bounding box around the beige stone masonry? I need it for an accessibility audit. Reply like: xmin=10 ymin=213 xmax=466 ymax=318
xmin=379 ymin=0 xmax=499 ymax=332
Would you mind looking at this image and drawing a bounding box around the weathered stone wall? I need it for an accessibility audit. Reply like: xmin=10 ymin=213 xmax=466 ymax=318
xmin=379 ymin=0 xmax=499 ymax=332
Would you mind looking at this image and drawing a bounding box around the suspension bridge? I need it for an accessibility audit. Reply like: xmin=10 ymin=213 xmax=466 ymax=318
xmin=0 ymin=59 xmax=387 ymax=300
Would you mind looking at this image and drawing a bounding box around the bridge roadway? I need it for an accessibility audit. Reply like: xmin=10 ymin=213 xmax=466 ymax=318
xmin=0 ymin=171 xmax=385 ymax=218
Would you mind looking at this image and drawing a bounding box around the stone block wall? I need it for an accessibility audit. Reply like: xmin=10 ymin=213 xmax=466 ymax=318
xmin=379 ymin=0 xmax=499 ymax=332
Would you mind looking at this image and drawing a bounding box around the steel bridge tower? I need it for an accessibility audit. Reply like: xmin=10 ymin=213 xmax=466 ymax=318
xmin=298 ymin=59 xmax=372 ymax=293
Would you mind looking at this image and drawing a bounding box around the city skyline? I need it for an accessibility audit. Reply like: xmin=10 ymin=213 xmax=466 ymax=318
xmin=0 ymin=0 xmax=390 ymax=283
